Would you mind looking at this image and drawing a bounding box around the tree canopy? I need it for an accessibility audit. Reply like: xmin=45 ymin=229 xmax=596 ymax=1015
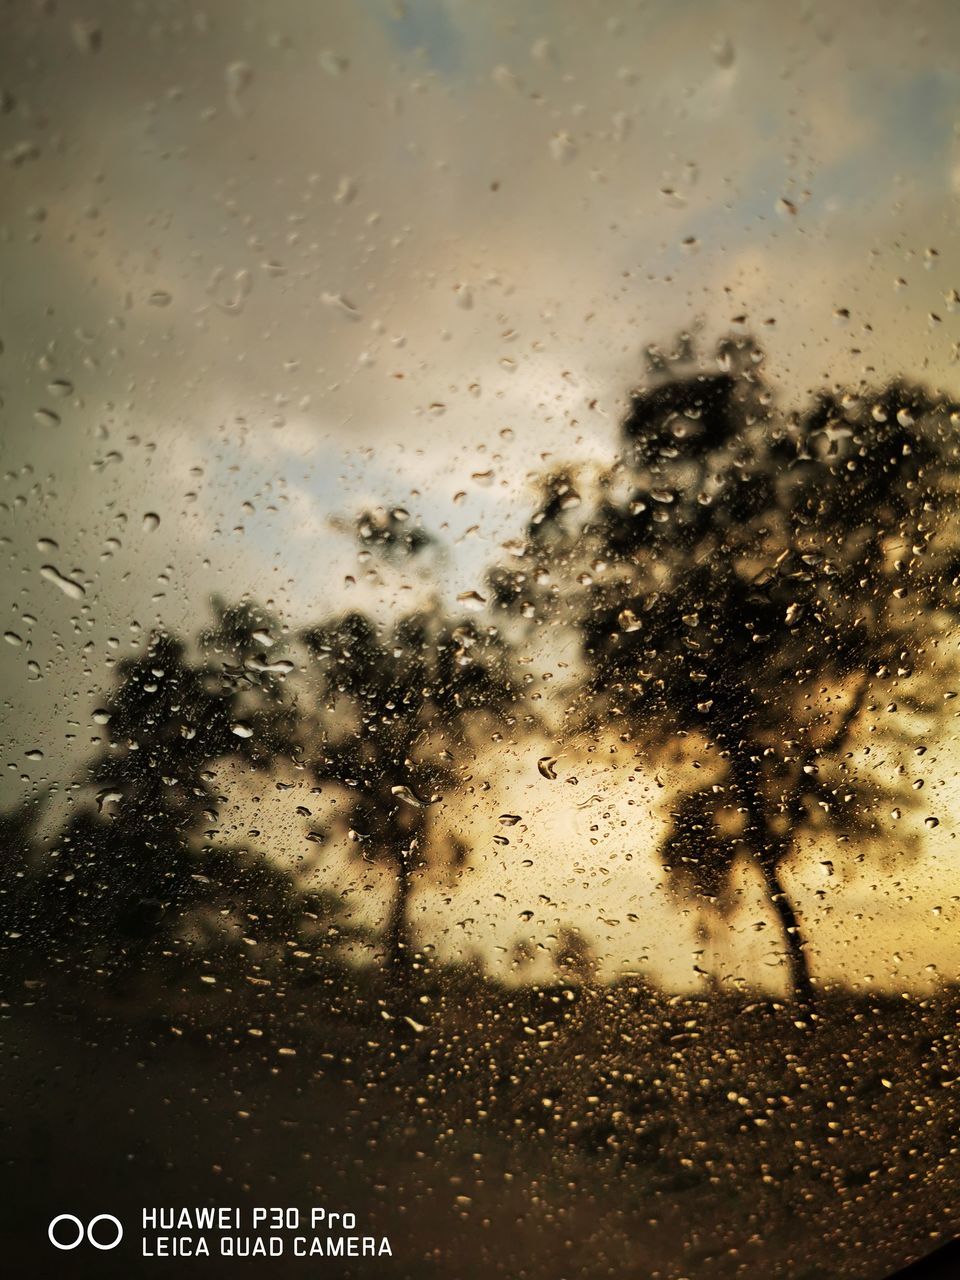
xmin=491 ymin=337 xmax=960 ymax=999
xmin=301 ymin=609 xmax=521 ymax=977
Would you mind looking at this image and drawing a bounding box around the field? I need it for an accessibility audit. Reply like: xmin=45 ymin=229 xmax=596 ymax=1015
xmin=2 ymin=967 xmax=958 ymax=1279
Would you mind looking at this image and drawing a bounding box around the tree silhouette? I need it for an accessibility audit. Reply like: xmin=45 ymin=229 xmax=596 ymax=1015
xmin=492 ymin=337 xmax=960 ymax=1001
xmin=40 ymin=631 xmax=237 ymax=967
xmin=302 ymin=609 xmax=520 ymax=981
xmin=353 ymin=507 xmax=436 ymax=562
xmin=199 ymin=595 xmax=300 ymax=769
xmin=19 ymin=619 xmax=342 ymax=978
xmin=0 ymin=794 xmax=46 ymax=954
xmin=554 ymin=925 xmax=597 ymax=984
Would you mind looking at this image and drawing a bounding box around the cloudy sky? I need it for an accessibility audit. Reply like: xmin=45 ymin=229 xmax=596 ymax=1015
xmin=3 ymin=0 xmax=960 ymax=991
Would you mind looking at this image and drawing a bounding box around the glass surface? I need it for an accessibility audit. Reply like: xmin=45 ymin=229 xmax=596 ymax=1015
xmin=2 ymin=2 xmax=960 ymax=1276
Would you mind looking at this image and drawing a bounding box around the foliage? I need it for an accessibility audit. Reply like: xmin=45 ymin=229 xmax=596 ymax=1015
xmin=301 ymin=609 xmax=522 ymax=975
xmin=490 ymin=337 xmax=960 ymax=999
xmin=4 ymin=622 xmax=356 ymax=977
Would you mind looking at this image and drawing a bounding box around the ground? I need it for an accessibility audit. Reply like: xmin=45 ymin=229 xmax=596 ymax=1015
xmin=1 ymin=968 xmax=957 ymax=1278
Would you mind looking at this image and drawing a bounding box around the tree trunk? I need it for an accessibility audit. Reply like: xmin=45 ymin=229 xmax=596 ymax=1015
xmin=730 ymin=751 xmax=815 ymax=1004
xmin=385 ymin=848 xmax=411 ymax=983
xmin=761 ymin=861 xmax=815 ymax=1004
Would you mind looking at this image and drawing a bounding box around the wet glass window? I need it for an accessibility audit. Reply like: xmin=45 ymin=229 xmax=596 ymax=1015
xmin=2 ymin=3 xmax=960 ymax=1277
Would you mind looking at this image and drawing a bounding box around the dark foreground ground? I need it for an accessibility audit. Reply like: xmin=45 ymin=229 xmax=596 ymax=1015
xmin=1 ymin=969 xmax=958 ymax=1279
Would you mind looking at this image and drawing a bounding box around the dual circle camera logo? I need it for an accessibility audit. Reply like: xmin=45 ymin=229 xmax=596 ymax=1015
xmin=48 ymin=1214 xmax=124 ymax=1251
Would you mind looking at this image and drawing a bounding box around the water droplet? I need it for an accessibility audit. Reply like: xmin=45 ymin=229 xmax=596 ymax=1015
xmin=207 ymin=266 xmax=252 ymax=315
xmin=549 ymin=132 xmax=576 ymax=163
xmin=225 ymin=60 xmax=254 ymax=113
xmin=321 ymin=291 xmax=361 ymax=321
xmin=333 ymin=175 xmax=356 ymax=204
xmin=231 ymin=722 xmax=254 ymax=738
xmin=457 ymin=590 xmax=486 ymax=611
xmin=319 ymin=49 xmax=349 ymax=76
xmin=391 ymin=784 xmax=430 ymax=808
xmin=4 ymin=139 xmax=41 ymax=167
xmin=659 ymin=186 xmax=687 ymax=208
xmin=711 ymin=34 xmax=735 ymax=67
xmin=142 ymin=512 xmax=160 ymax=532
xmin=251 ymin=656 xmax=294 ymax=675
xmin=34 ymin=408 xmax=60 ymax=427
xmin=39 ymin=564 xmax=85 ymax=599
xmin=25 ymin=748 xmax=43 ymax=761
xmin=538 ymin=756 xmax=558 ymax=780
xmin=72 ymin=20 xmax=102 ymax=54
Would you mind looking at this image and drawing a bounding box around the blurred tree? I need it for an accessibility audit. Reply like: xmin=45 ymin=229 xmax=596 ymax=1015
xmin=43 ymin=631 xmax=237 ymax=966
xmin=491 ymin=337 xmax=960 ymax=1002
xmin=554 ymin=925 xmax=597 ymax=984
xmin=302 ymin=609 xmax=520 ymax=981
xmin=353 ymin=507 xmax=436 ymax=562
xmin=199 ymin=595 xmax=301 ymax=769
xmin=0 ymin=794 xmax=46 ymax=952
xmin=17 ymin=617 xmax=342 ymax=978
